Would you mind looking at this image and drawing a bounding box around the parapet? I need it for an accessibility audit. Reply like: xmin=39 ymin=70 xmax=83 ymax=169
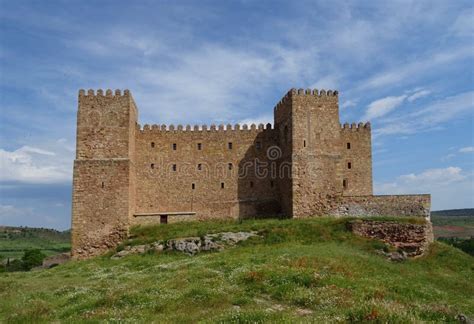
xmin=274 ymin=88 xmax=339 ymax=112
xmin=138 ymin=122 xmax=274 ymax=133
xmin=340 ymin=122 xmax=371 ymax=131
xmin=79 ymin=89 xmax=131 ymax=98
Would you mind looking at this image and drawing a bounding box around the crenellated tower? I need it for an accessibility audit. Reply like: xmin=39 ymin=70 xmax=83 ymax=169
xmin=71 ymin=89 xmax=137 ymax=259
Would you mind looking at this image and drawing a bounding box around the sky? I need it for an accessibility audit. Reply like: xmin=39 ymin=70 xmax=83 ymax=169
xmin=0 ymin=0 xmax=473 ymax=230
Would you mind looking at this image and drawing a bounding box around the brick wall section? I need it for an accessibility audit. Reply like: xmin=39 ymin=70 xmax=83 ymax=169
xmin=331 ymin=194 xmax=431 ymax=218
xmin=340 ymin=123 xmax=372 ymax=196
xmin=348 ymin=219 xmax=434 ymax=255
xmin=134 ymin=125 xmax=280 ymax=222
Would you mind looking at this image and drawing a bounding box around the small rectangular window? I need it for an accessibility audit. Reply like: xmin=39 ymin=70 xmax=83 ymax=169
xmin=255 ymin=141 xmax=261 ymax=149
xmin=221 ymin=182 xmax=225 ymax=189
xmin=151 ymin=163 xmax=155 ymax=169
xmin=250 ymin=181 xmax=254 ymax=188
xmin=197 ymin=143 xmax=202 ymax=150
xmin=197 ymin=163 xmax=202 ymax=171
xmin=228 ymin=142 xmax=233 ymax=149
xmin=173 ymin=143 xmax=177 ymax=150
xmin=160 ymin=215 xmax=168 ymax=224
xmin=192 ymin=183 xmax=195 ymax=190
xmin=347 ymin=143 xmax=351 ymax=149
xmin=270 ymin=180 xmax=274 ymax=188
xmin=228 ymin=163 xmax=233 ymax=170
xmin=303 ymin=140 xmax=306 ymax=147
xmin=348 ymin=162 xmax=352 ymax=169
xmin=343 ymin=179 xmax=348 ymax=189
xmin=172 ymin=164 xmax=177 ymax=171
xmin=151 ymin=142 xmax=155 ymax=148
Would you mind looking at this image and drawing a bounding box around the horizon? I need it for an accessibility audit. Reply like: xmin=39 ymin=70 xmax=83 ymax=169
xmin=1 ymin=0 xmax=473 ymax=230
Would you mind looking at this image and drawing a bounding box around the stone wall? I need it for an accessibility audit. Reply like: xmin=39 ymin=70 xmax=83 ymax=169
xmin=331 ymin=194 xmax=431 ymax=218
xmin=348 ymin=219 xmax=434 ymax=256
xmin=134 ymin=124 xmax=281 ymax=220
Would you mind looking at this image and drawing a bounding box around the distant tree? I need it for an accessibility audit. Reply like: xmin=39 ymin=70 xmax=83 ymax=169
xmin=6 ymin=259 xmax=25 ymax=272
xmin=21 ymin=249 xmax=46 ymax=270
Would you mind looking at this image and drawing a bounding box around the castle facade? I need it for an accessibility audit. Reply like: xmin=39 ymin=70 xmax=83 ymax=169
xmin=71 ymin=88 xmax=430 ymax=259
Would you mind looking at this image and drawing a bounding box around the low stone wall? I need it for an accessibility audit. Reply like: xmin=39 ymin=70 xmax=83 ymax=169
xmin=348 ymin=219 xmax=434 ymax=256
xmin=331 ymin=194 xmax=430 ymax=218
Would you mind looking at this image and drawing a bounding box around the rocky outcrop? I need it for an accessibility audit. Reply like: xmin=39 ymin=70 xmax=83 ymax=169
xmin=348 ymin=219 xmax=434 ymax=257
xmin=112 ymin=231 xmax=259 ymax=259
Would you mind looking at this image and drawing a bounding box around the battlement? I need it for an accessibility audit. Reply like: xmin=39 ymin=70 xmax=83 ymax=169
xmin=138 ymin=123 xmax=274 ymax=133
xmin=340 ymin=122 xmax=371 ymax=131
xmin=78 ymin=89 xmax=131 ymax=98
xmin=274 ymin=88 xmax=338 ymax=112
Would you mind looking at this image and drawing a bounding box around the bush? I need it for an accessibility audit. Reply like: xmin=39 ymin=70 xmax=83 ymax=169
xmin=22 ymin=249 xmax=46 ymax=270
xmin=438 ymin=237 xmax=474 ymax=256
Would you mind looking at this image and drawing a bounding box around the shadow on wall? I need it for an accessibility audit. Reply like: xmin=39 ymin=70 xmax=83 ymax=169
xmin=237 ymin=131 xmax=283 ymax=219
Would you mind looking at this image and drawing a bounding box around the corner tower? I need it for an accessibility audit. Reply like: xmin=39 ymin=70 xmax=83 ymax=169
xmin=71 ymin=89 xmax=137 ymax=259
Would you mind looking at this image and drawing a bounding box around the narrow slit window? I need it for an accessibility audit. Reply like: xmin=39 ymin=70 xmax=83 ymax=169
xmin=101 ymin=182 xmax=104 ymax=188
xmin=197 ymin=163 xmax=202 ymax=171
xmin=192 ymin=183 xmax=195 ymax=190
xmin=172 ymin=164 xmax=177 ymax=171
xmin=347 ymin=142 xmax=351 ymax=149
xmin=151 ymin=142 xmax=155 ymax=148
xmin=250 ymin=181 xmax=254 ymax=188
xmin=221 ymin=182 xmax=225 ymax=189
xmin=270 ymin=180 xmax=274 ymax=188
xmin=228 ymin=142 xmax=233 ymax=149
xmin=151 ymin=163 xmax=155 ymax=169
xmin=228 ymin=163 xmax=233 ymax=170
xmin=303 ymin=140 xmax=306 ymax=147
xmin=347 ymin=162 xmax=352 ymax=169
xmin=343 ymin=179 xmax=348 ymax=189
xmin=255 ymin=141 xmax=261 ymax=149
xmin=197 ymin=143 xmax=202 ymax=150
xmin=173 ymin=143 xmax=177 ymax=150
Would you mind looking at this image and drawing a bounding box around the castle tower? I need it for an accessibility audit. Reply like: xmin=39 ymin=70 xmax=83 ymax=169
xmin=275 ymin=89 xmax=343 ymax=217
xmin=71 ymin=89 xmax=137 ymax=259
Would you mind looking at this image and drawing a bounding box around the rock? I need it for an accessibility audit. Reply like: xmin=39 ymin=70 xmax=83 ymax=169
xmin=456 ymin=313 xmax=472 ymax=323
xmin=201 ymin=236 xmax=224 ymax=251
xmin=166 ymin=237 xmax=201 ymax=255
xmin=151 ymin=242 xmax=164 ymax=252
xmin=389 ymin=251 xmax=407 ymax=262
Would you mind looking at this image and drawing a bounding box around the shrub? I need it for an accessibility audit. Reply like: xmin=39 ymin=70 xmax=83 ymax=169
xmin=22 ymin=249 xmax=46 ymax=270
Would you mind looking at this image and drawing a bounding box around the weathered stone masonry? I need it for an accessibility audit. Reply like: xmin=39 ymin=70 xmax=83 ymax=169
xmin=71 ymin=88 xmax=431 ymax=259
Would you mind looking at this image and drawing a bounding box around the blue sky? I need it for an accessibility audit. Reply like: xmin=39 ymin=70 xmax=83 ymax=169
xmin=0 ymin=0 xmax=473 ymax=230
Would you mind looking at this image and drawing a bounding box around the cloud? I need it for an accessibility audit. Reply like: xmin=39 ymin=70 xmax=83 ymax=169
xmin=407 ymin=89 xmax=431 ymax=102
xmin=450 ymin=8 xmax=474 ymax=37
xmin=341 ymin=99 xmax=357 ymax=109
xmin=238 ymin=114 xmax=273 ymax=127
xmin=364 ymin=95 xmax=407 ymax=120
xmin=374 ymin=91 xmax=474 ymax=136
xmin=0 ymin=145 xmax=72 ymax=184
xmin=459 ymin=146 xmax=474 ymax=153
xmin=375 ymin=166 xmax=473 ymax=209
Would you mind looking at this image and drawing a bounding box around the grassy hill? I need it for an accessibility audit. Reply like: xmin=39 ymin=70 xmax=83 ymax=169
xmin=0 ymin=217 xmax=473 ymax=322
xmin=0 ymin=226 xmax=70 ymax=260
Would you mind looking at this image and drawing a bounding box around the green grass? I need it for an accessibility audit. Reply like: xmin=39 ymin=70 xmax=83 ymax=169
xmin=0 ymin=227 xmax=70 ymax=259
xmin=0 ymin=217 xmax=473 ymax=322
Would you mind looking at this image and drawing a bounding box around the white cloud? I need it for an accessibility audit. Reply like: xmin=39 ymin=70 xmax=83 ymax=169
xmin=407 ymin=89 xmax=431 ymax=102
xmin=459 ymin=146 xmax=474 ymax=153
xmin=364 ymin=95 xmax=407 ymax=120
xmin=450 ymin=9 xmax=474 ymax=37
xmin=375 ymin=166 xmax=474 ymax=210
xmin=374 ymin=91 xmax=474 ymax=136
xmin=238 ymin=114 xmax=273 ymax=127
xmin=0 ymin=145 xmax=72 ymax=184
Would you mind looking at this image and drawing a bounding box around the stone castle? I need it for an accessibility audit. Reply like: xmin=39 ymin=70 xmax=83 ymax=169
xmin=71 ymin=88 xmax=430 ymax=259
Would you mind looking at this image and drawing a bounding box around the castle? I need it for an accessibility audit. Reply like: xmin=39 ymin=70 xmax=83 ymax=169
xmin=71 ymin=88 xmax=430 ymax=259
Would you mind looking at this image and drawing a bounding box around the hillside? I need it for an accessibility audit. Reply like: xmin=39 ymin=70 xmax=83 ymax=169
xmin=0 ymin=226 xmax=70 ymax=259
xmin=431 ymin=209 xmax=474 ymax=239
xmin=0 ymin=217 xmax=473 ymax=322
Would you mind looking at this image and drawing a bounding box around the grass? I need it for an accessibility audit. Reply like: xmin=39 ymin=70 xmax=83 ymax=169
xmin=0 ymin=217 xmax=473 ymax=322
